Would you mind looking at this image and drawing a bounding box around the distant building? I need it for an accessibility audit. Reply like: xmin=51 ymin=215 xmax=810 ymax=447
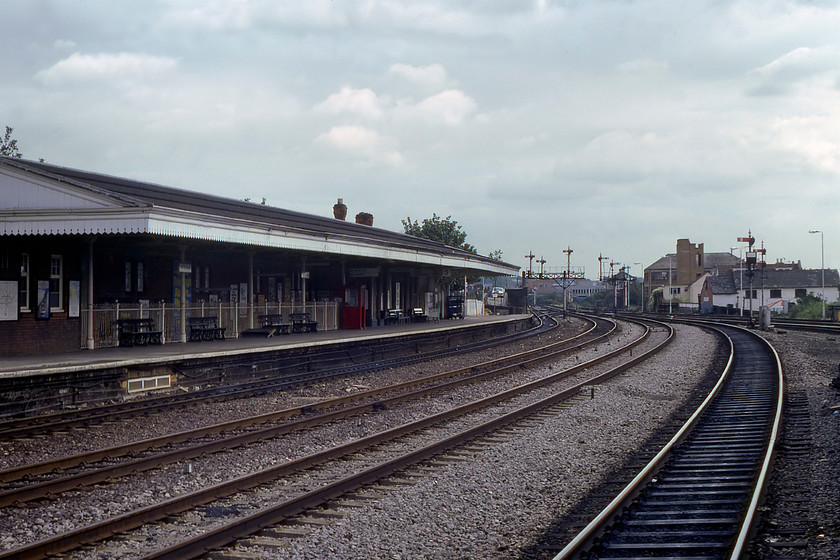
xmin=733 ymin=268 xmax=839 ymax=314
xmin=644 ymin=239 xmax=739 ymax=308
xmin=647 ymin=239 xmax=837 ymax=314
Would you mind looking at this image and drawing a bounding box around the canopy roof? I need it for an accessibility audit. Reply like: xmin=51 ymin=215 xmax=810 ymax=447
xmin=0 ymin=157 xmax=518 ymax=276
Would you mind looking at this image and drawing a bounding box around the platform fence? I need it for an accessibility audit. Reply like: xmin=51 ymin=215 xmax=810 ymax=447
xmin=80 ymin=300 xmax=341 ymax=349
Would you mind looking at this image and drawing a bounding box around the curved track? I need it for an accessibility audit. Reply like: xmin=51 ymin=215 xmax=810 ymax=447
xmin=553 ymin=322 xmax=782 ymax=560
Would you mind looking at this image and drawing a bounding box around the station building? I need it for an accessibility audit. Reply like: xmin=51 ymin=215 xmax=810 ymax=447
xmin=0 ymin=157 xmax=519 ymax=357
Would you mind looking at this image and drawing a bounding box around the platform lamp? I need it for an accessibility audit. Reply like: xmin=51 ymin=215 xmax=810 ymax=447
xmin=808 ymin=230 xmax=826 ymax=319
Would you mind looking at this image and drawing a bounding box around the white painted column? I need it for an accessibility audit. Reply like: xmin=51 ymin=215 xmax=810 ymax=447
xmin=179 ymin=245 xmax=187 ymax=343
xmin=86 ymin=237 xmax=95 ymax=350
xmin=248 ymin=252 xmax=255 ymax=329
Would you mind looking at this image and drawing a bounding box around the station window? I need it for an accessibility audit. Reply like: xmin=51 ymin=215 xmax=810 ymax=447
xmin=50 ymin=255 xmax=63 ymax=310
xmin=769 ymin=289 xmax=782 ymax=298
xmin=137 ymin=262 xmax=144 ymax=293
xmin=20 ymin=253 xmax=29 ymax=311
xmin=125 ymin=262 xmax=133 ymax=292
xmin=794 ymin=288 xmax=806 ymax=299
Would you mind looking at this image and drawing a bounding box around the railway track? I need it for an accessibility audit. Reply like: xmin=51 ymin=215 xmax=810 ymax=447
xmin=551 ymin=322 xmax=782 ymax=559
xmin=0 ymin=313 xmax=552 ymax=438
xmin=0 ymin=316 xmax=670 ymax=559
xmin=637 ymin=311 xmax=840 ymax=335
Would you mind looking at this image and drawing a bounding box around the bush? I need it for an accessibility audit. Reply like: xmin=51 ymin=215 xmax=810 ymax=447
xmin=787 ymin=293 xmax=826 ymax=319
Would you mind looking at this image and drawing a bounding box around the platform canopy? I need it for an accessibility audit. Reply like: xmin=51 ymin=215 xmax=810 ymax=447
xmin=0 ymin=157 xmax=518 ymax=277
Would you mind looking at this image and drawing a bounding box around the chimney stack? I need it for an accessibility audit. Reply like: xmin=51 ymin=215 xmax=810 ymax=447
xmin=355 ymin=212 xmax=373 ymax=226
xmin=333 ymin=198 xmax=347 ymax=220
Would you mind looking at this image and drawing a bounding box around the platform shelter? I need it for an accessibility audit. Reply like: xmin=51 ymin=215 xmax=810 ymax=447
xmin=0 ymin=157 xmax=518 ymax=356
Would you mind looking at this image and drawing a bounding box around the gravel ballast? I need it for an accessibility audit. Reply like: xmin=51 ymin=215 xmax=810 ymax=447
xmin=244 ymin=322 xmax=723 ymax=560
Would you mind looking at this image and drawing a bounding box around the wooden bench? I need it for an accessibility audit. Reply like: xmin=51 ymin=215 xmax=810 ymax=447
xmin=258 ymin=314 xmax=292 ymax=336
xmin=290 ymin=312 xmax=318 ymax=333
xmin=187 ymin=316 xmax=226 ymax=341
xmin=385 ymin=309 xmax=407 ymax=325
xmin=412 ymin=308 xmax=428 ymax=323
xmin=114 ymin=318 xmax=163 ymax=347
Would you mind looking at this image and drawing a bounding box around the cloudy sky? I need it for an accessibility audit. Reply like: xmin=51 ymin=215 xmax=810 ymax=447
xmin=2 ymin=1 xmax=839 ymax=277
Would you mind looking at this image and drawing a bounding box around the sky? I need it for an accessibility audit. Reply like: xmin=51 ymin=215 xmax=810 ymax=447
xmin=2 ymin=0 xmax=839 ymax=279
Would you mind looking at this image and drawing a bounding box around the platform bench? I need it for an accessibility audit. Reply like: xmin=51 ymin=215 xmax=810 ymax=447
xmin=290 ymin=312 xmax=318 ymax=333
xmin=385 ymin=309 xmax=410 ymax=325
xmin=412 ymin=308 xmax=428 ymax=323
xmin=187 ymin=316 xmax=226 ymax=341
xmin=114 ymin=318 xmax=163 ymax=347
xmin=259 ymin=314 xmax=292 ymax=336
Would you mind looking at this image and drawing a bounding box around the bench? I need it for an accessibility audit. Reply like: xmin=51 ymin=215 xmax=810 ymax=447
xmin=412 ymin=308 xmax=428 ymax=323
xmin=258 ymin=314 xmax=292 ymax=336
xmin=114 ymin=318 xmax=163 ymax=347
xmin=187 ymin=316 xmax=226 ymax=341
xmin=385 ymin=309 xmax=408 ymax=325
xmin=290 ymin=312 xmax=318 ymax=333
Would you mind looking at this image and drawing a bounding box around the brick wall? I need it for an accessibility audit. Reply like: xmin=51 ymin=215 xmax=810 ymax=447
xmin=0 ymin=312 xmax=81 ymax=356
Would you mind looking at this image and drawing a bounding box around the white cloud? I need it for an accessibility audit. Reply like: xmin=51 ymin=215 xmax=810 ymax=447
xmin=768 ymin=113 xmax=840 ymax=175
xmin=163 ymin=0 xmax=345 ymax=30
xmin=747 ymin=46 xmax=840 ymax=95
xmin=400 ymin=89 xmax=478 ymax=126
xmin=314 ymin=86 xmax=387 ymax=119
xmin=315 ymin=125 xmax=405 ymax=166
xmin=388 ymin=63 xmax=448 ymax=89
xmin=34 ymin=52 xmax=177 ymax=85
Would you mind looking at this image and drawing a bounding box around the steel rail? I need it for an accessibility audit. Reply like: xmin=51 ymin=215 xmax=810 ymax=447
xmin=0 ymin=316 xmax=609 ymax=505
xmin=552 ymin=322 xmax=782 ymax=560
xmin=0 ymin=317 xmax=668 ymax=560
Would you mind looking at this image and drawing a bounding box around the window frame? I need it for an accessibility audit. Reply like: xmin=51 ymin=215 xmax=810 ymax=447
xmin=20 ymin=253 xmax=30 ymax=311
xmin=49 ymin=254 xmax=63 ymax=311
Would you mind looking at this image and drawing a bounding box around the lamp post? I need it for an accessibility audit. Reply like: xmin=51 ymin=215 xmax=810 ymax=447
xmin=634 ymin=262 xmax=642 ymax=312
xmin=730 ymin=247 xmax=740 ymax=315
xmin=809 ymin=230 xmax=826 ymax=319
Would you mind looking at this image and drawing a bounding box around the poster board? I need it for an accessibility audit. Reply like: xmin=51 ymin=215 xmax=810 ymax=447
xmin=0 ymin=281 xmax=18 ymax=321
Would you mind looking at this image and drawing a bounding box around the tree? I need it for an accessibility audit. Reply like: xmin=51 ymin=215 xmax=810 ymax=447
xmin=1 ymin=126 xmax=22 ymax=158
xmin=402 ymin=213 xmax=476 ymax=253
xmin=488 ymin=249 xmax=503 ymax=261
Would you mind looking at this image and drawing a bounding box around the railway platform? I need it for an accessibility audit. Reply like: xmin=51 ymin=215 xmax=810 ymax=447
xmin=0 ymin=314 xmax=535 ymax=417
xmin=1 ymin=314 xmax=532 ymax=380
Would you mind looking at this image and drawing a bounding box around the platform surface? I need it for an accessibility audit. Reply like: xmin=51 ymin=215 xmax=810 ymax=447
xmin=0 ymin=314 xmax=532 ymax=379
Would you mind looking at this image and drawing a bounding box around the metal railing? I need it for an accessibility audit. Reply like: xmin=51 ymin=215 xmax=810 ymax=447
xmin=80 ymin=301 xmax=341 ymax=349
